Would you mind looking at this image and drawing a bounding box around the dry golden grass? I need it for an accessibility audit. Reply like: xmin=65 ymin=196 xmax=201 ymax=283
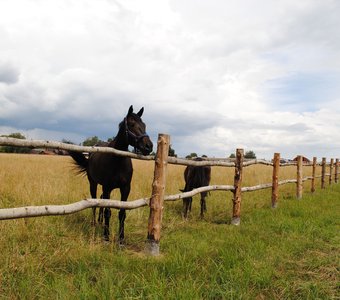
xmin=0 ymin=153 xmax=325 ymax=212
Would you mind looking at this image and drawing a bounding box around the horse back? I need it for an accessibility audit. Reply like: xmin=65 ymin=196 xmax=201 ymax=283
xmin=88 ymin=152 xmax=133 ymax=187
xmin=184 ymin=165 xmax=211 ymax=190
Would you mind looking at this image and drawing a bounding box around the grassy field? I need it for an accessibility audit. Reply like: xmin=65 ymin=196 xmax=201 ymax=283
xmin=0 ymin=153 xmax=339 ymax=299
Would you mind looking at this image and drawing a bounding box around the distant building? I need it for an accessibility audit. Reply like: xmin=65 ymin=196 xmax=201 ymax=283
xmin=292 ymin=156 xmax=310 ymax=163
xmin=30 ymin=148 xmax=68 ymax=155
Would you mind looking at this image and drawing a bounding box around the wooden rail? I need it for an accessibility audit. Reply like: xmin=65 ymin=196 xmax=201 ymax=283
xmin=0 ymin=136 xmax=339 ymax=255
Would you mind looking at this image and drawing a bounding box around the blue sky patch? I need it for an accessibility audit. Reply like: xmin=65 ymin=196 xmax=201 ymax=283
xmin=264 ymin=71 xmax=340 ymax=112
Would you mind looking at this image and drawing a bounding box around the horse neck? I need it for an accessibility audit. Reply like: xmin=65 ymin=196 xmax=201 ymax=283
xmin=109 ymin=125 xmax=129 ymax=151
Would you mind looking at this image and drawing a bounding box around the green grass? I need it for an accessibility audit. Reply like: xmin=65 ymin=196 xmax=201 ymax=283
xmin=0 ymin=154 xmax=339 ymax=299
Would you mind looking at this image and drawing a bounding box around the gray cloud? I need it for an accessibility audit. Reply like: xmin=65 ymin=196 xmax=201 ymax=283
xmin=0 ymin=62 xmax=19 ymax=84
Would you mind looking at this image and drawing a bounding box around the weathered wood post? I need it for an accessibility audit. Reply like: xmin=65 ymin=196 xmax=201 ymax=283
xmin=146 ymin=134 xmax=170 ymax=255
xmin=271 ymin=153 xmax=280 ymax=208
xmin=321 ymin=157 xmax=326 ymax=189
xmin=311 ymin=157 xmax=317 ymax=193
xmin=335 ymin=159 xmax=339 ymax=184
xmin=232 ymin=148 xmax=243 ymax=225
xmin=296 ymin=155 xmax=303 ymax=199
xmin=329 ymin=158 xmax=334 ymax=185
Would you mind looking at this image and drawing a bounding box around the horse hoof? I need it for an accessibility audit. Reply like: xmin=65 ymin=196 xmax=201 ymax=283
xmin=117 ymin=239 xmax=125 ymax=248
xmin=103 ymin=235 xmax=110 ymax=242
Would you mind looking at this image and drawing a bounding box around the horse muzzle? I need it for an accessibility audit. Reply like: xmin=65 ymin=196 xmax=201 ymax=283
xmin=139 ymin=136 xmax=153 ymax=155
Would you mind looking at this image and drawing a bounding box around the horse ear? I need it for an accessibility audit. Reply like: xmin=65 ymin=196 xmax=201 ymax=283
xmin=137 ymin=107 xmax=144 ymax=117
xmin=128 ymin=105 xmax=133 ymax=115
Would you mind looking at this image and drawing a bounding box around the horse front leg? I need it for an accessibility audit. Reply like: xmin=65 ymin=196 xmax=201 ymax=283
xmin=98 ymin=193 xmax=104 ymax=224
xmin=118 ymin=184 xmax=130 ymax=244
xmin=103 ymin=207 xmax=111 ymax=241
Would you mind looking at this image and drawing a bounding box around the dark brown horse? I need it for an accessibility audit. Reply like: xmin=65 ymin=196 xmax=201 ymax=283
xmin=69 ymin=105 xmax=153 ymax=242
xmin=181 ymin=157 xmax=211 ymax=219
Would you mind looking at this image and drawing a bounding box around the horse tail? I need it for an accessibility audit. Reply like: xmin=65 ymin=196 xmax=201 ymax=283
xmin=69 ymin=151 xmax=88 ymax=175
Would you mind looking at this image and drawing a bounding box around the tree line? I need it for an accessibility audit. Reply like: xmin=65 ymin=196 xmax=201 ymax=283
xmin=0 ymin=133 xmax=256 ymax=159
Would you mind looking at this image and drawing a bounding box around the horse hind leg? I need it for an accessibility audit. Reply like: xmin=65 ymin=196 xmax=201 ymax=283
xmin=182 ymin=197 xmax=192 ymax=219
xmin=200 ymin=192 xmax=207 ymax=219
xmin=89 ymin=180 xmax=98 ymax=226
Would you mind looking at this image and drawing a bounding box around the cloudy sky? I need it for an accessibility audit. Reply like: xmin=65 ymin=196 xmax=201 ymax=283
xmin=1 ymin=0 xmax=339 ymax=159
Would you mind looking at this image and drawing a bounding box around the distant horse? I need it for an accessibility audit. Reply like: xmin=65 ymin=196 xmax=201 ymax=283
xmin=69 ymin=105 xmax=153 ymax=242
xmin=181 ymin=157 xmax=211 ymax=219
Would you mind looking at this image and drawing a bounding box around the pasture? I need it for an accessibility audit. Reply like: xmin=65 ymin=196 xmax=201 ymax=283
xmin=0 ymin=153 xmax=339 ymax=299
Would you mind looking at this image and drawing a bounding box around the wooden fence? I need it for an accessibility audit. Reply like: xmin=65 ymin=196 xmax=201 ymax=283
xmin=0 ymin=135 xmax=339 ymax=255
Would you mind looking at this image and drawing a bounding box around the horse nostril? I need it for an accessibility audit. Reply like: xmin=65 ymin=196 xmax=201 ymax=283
xmin=144 ymin=143 xmax=153 ymax=154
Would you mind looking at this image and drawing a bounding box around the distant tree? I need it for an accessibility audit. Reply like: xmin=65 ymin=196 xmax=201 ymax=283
xmin=185 ymin=152 xmax=198 ymax=159
xmin=82 ymin=136 xmax=104 ymax=146
xmin=244 ymin=150 xmax=256 ymax=159
xmin=229 ymin=153 xmax=236 ymax=159
xmin=6 ymin=132 xmax=26 ymax=139
xmin=0 ymin=132 xmax=31 ymax=153
xmin=61 ymin=139 xmax=74 ymax=144
xmin=168 ymin=145 xmax=177 ymax=157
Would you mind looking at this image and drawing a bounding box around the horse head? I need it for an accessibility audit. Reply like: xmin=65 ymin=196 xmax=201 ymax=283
xmin=124 ymin=105 xmax=153 ymax=155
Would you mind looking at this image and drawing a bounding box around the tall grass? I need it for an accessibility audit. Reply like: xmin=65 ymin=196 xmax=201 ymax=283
xmin=0 ymin=153 xmax=339 ymax=299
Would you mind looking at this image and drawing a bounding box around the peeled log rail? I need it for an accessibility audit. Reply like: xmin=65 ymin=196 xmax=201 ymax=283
xmin=165 ymin=185 xmax=235 ymax=201
xmin=0 ymin=185 xmax=236 ymax=221
xmin=0 ymin=137 xmax=234 ymax=167
xmin=0 ymin=174 xmax=327 ymax=221
xmin=168 ymin=156 xmax=235 ymax=167
xmin=0 ymin=137 xmax=154 ymax=161
xmin=242 ymin=183 xmax=272 ymax=192
xmin=243 ymin=159 xmax=273 ymax=167
xmin=0 ymin=199 xmax=149 ymax=220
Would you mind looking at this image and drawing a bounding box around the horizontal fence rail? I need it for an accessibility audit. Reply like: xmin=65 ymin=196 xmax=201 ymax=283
xmin=0 ymin=185 xmax=235 ymax=220
xmin=0 ymin=136 xmax=339 ymax=255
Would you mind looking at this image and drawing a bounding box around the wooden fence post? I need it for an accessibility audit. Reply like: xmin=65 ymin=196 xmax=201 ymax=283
xmin=146 ymin=134 xmax=170 ymax=255
xmin=335 ymin=159 xmax=339 ymax=184
xmin=329 ymin=158 xmax=334 ymax=185
xmin=232 ymin=148 xmax=243 ymax=225
xmin=271 ymin=153 xmax=280 ymax=208
xmin=296 ymin=155 xmax=303 ymax=199
xmin=311 ymin=157 xmax=317 ymax=193
xmin=321 ymin=157 xmax=326 ymax=189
